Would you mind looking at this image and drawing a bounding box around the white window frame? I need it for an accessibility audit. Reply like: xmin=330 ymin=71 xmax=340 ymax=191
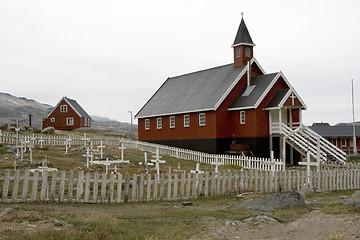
xmin=60 ymin=105 xmax=68 ymax=113
xmin=66 ymin=117 xmax=74 ymax=126
xmin=170 ymin=116 xmax=175 ymax=129
xmin=235 ymin=48 xmax=240 ymax=58
xmin=240 ymin=111 xmax=245 ymax=125
xmin=50 ymin=117 xmax=55 ymax=123
xmin=199 ymin=113 xmax=206 ymax=126
xmin=157 ymin=117 xmax=162 ymax=129
xmin=350 ymin=138 xmax=354 ymax=146
xmin=145 ymin=119 xmax=150 ymax=130
xmin=341 ymin=138 xmax=346 ymax=147
xmin=184 ymin=115 xmax=190 ymax=127
xmin=332 ymin=138 xmax=337 ymax=146
xmin=245 ymin=47 xmax=250 ymax=57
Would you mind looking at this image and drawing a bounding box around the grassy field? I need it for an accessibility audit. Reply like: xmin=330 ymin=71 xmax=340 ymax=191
xmin=0 ymin=130 xmax=243 ymax=175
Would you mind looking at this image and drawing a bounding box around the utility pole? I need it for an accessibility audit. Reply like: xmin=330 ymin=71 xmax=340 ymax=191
xmin=128 ymin=110 xmax=133 ymax=132
xmin=352 ymin=79 xmax=357 ymax=155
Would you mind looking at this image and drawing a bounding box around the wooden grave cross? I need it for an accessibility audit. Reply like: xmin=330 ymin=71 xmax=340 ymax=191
xmin=81 ymin=133 xmax=90 ymax=148
xmin=212 ymin=156 xmax=223 ymax=174
xmin=151 ymin=148 xmax=166 ymax=179
xmin=97 ymin=141 xmax=106 ymax=159
xmin=65 ymin=137 xmax=72 ymax=155
xmin=118 ymin=142 xmax=126 ymax=160
xmin=38 ymin=136 xmax=45 ymax=149
xmin=190 ymin=163 xmax=204 ymax=175
xmin=92 ymin=158 xmax=130 ymax=174
xmin=83 ymin=147 xmax=92 ymax=168
xmin=0 ymin=130 xmax=2 ymax=144
xmin=139 ymin=152 xmax=154 ymax=174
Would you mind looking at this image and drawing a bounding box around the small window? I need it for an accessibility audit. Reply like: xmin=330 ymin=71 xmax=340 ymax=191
xmin=145 ymin=119 xmax=150 ymax=130
xmin=350 ymin=138 xmax=354 ymax=146
xmin=60 ymin=105 xmax=68 ymax=113
xmin=67 ymin=117 xmax=74 ymax=126
xmin=184 ymin=115 xmax=190 ymax=127
xmin=332 ymin=138 xmax=337 ymax=146
xmin=341 ymin=138 xmax=346 ymax=147
xmin=51 ymin=118 xmax=55 ymax=122
xmin=199 ymin=113 xmax=206 ymax=126
xmin=236 ymin=48 xmax=240 ymax=58
xmin=157 ymin=117 xmax=162 ymax=129
xmin=245 ymin=47 xmax=250 ymax=57
xmin=240 ymin=111 xmax=245 ymax=125
xmin=170 ymin=116 xmax=175 ymax=128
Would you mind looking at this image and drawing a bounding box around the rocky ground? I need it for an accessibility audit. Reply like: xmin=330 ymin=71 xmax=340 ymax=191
xmin=0 ymin=190 xmax=359 ymax=240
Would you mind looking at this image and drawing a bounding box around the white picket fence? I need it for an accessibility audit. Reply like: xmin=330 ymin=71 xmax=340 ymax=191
xmin=0 ymin=132 xmax=284 ymax=171
xmin=1 ymin=169 xmax=359 ymax=204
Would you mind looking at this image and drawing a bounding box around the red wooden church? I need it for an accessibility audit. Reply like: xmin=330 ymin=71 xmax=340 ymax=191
xmin=135 ymin=17 xmax=345 ymax=164
xmin=42 ymin=97 xmax=91 ymax=131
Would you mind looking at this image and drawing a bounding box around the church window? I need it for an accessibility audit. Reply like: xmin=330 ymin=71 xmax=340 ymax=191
xmin=332 ymin=138 xmax=337 ymax=146
xmin=51 ymin=118 xmax=55 ymax=122
xmin=236 ymin=48 xmax=241 ymax=58
xmin=245 ymin=47 xmax=250 ymax=57
xmin=184 ymin=115 xmax=190 ymax=127
xmin=341 ymin=138 xmax=346 ymax=147
xmin=199 ymin=113 xmax=206 ymax=126
xmin=157 ymin=117 xmax=162 ymax=129
xmin=240 ymin=111 xmax=245 ymax=124
xmin=145 ymin=119 xmax=150 ymax=130
xmin=170 ymin=116 xmax=175 ymax=128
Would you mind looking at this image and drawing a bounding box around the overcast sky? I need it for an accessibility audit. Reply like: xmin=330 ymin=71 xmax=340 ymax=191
xmin=1 ymin=0 xmax=360 ymax=125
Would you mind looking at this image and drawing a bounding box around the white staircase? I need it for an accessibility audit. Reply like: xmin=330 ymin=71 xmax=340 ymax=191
xmin=272 ymin=122 xmax=346 ymax=163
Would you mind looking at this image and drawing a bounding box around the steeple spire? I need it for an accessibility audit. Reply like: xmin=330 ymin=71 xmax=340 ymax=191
xmin=232 ymin=15 xmax=255 ymax=67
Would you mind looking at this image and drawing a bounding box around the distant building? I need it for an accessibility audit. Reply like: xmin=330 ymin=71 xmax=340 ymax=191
xmin=310 ymin=123 xmax=359 ymax=155
xmin=42 ymin=97 xmax=91 ymax=131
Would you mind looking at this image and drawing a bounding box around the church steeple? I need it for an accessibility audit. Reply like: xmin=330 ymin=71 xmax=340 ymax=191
xmin=232 ymin=15 xmax=255 ymax=68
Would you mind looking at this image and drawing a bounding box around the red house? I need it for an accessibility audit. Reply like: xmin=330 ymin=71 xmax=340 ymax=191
xmin=42 ymin=97 xmax=91 ymax=131
xmin=135 ymin=17 xmax=345 ymax=163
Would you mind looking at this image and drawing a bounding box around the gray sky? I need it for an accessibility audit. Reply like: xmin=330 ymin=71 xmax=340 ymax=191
xmin=1 ymin=0 xmax=360 ymax=125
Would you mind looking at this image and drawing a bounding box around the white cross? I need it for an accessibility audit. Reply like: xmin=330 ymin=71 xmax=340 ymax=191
xmin=81 ymin=133 xmax=90 ymax=148
xmin=92 ymin=158 xmax=130 ymax=174
xmin=39 ymin=136 xmax=45 ymax=149
xmin=83 ymin=147 xmax=92 ymax=168
xmin=139 ymin=152 xmax=154 ymax=174
xmin=0 ymin=130 xmax=2 ymax=144
xmin=151 ymin=148 xmax=166 ymax=179
xmin=212 ymin=156 xmax=223 ymax=174
xmin=118 ymin=143 xmax=126 ymax=160
xmin=190 ymin=163 xmax=204 ymax=175
xmin=97 ymin=141 xmax=106 ymax=159
xmin=290 ymin=92 xmax=296 ymax=105
xmin=65 ymin=137 xmax=72 ymax=155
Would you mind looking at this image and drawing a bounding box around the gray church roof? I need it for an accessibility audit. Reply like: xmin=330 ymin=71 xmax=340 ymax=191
xmin=65 ymin=97 xmax=91 ymax=119
xmin=135 ymin=64 xmax=247 ymax=118
xmin=232 ymin=17 xmax=254 ymax=47
xmin=310 ymin=124 xmax=360 ymax=137
xmin=229 ymin=73 xmax=279 ymax=110
xmin=266 ymin=88 xmax=291 ymax=108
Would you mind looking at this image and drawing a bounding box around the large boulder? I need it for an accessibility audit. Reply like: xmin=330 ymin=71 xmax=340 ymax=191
xmin=235 ymin=191 xmax=306 ymax=212
xmin=41 ymin=126 xmax=55 ymax=134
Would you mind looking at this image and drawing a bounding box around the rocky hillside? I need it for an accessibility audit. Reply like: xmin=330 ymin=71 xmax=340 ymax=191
xmin=0 ymin=92 xmax=52 ymax=127
xmin=0 ymin=92 xmax=137 ymax=135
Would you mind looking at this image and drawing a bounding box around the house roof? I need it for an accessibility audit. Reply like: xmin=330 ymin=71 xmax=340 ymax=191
xmin=228 ymin=72 xmax=278 ymax=110
xmin=135 ymin=63 xmax=247 ymax=118
xmin=46 ymin=97 xmax=91 ymax=119
xmin=309 ymin=124 xmax=360 ymax=137
xmin=266 ymin=89 xmax=291 ymax=108
xmin=232 ymin=17 xmax=255 ymax=47
xmin=65 ymin=97 xmax=91 ymax=119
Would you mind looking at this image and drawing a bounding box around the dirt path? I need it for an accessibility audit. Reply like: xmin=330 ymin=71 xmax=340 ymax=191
xmin=199 ymin=210 xmax=360 ymax=240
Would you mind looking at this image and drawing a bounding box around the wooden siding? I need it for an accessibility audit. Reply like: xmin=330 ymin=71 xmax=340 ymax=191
xmin=138 ymin=111 xmax=217 ymax=141
xmin=43 ymin=99 xmax=86 ymax=131
xmin=233 ymin=46 xmax=253 ymax=68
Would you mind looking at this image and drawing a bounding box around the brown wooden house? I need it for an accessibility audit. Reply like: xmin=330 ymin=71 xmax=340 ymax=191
xmin=135 ymin=17 xmax=345 ymax=164
xmin=42 ymin=97 xmax=91 ymax=131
